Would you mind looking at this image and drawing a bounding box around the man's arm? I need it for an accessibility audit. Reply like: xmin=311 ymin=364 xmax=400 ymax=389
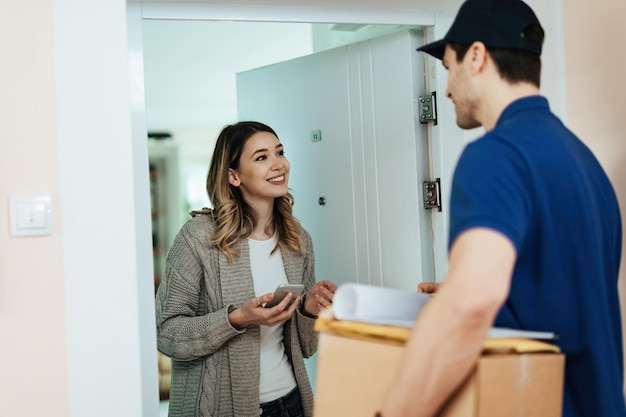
xmin=380 ymin=227 xmax=516 ymax=417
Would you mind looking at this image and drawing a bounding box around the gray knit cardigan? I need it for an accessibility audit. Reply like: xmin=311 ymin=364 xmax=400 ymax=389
xmin=155 ymin=213 xmax=318 ymax=417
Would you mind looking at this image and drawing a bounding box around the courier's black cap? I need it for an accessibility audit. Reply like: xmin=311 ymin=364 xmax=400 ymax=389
xmin=417 ymin=0 xmax=543 ymax=60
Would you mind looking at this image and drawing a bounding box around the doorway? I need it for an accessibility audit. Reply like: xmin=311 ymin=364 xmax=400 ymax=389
xmin=127 ymin=3 xmax=462 ymax=413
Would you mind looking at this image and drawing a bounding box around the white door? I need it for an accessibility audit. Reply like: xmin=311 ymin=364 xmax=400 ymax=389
xmin=237 ymin=30 xmax=433 ymax=292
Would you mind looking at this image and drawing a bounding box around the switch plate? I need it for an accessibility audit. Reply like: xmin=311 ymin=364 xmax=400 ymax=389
xmin=9 ymin=195 xmax=53 ymax=237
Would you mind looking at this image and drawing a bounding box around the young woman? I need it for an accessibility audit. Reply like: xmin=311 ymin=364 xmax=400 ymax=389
xmin=155 ymin=121 xmax=336 ymax=417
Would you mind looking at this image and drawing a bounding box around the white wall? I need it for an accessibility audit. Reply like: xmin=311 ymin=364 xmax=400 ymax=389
xmin=56 ymin=1 xmax=158 ymax=416
xmin=2 ymin=1 xmax=625 ymax=416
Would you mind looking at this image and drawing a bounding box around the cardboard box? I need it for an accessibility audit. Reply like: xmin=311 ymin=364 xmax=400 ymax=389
xmin=313 ymin=332 xmax=564 ymax=417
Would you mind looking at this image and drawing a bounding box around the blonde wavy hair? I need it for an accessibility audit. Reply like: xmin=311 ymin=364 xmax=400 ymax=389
xmin=200 ymin=121 xmax=303 ymax=262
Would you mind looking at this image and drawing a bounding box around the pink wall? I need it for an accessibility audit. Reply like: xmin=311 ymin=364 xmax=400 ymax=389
xmin=563 ymin=0 xmax=626 ymax=363
xmin=0 ymin=1 xmax=69 ymax=415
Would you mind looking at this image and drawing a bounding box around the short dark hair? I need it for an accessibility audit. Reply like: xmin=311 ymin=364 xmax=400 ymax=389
xmin=449 ymin=24 xmax=544 ymax=88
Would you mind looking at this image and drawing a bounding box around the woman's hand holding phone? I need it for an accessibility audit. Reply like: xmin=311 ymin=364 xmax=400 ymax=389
xmin=227 ymin=285 xmax=302 ymax=329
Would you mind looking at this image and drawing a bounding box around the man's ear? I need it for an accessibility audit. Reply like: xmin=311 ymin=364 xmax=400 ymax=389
xmin=468 ymin=41 xmax=488 ymax=75
xmin=228 ymin=169 xmax=240 ymax=187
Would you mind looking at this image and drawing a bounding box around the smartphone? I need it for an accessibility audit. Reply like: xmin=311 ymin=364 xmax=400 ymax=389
xmin=264 ymin=284 xmax=305 ymax=308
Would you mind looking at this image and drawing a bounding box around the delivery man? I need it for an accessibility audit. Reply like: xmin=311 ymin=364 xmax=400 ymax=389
xmin=378 ymin=1 xmax=625 ymax=416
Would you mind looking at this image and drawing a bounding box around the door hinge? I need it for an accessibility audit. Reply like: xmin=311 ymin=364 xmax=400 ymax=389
xmin=422 ymin=179 xmax=442 ymax=211
xmin=418 ymin=92 xmax=437 ymax=125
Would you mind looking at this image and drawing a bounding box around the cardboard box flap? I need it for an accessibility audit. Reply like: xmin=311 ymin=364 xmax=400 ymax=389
xmin=482 ymin=337 xmax=560 ymax=354
xmin=314 ymin=308 xmax=410 ymax=345
xmin=314 ymin=308 xmax=560 ymax=353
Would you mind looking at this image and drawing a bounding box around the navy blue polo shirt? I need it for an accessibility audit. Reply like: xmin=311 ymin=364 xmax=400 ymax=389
xmin=449 ymin=96 xmax=625 ymax=417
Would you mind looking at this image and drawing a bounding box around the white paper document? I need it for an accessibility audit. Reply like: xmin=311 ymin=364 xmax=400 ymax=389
xmin=332 ymin=283 xmax=556 ymax=340
xmin=333 ymin=283 xmax=430 ymax=327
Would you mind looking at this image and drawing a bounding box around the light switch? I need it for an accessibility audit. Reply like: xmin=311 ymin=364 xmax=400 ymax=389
xmin=17 ymin=202 xmax=47 ymax=229
xmin=9 ymin=195 xmax=53 ymax=237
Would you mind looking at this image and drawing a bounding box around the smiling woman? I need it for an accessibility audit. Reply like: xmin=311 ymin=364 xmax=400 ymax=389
xmin=155 ymin=120 xmax=337 ymax=417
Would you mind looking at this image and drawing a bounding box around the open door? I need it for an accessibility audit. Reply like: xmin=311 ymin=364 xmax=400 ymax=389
xmin=237 ymin=29 xmax=434 ymax=291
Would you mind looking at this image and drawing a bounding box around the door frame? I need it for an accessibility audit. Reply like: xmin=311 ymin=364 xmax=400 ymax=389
xmin=137 ymin=3 xmax=436 ymax=25
xmin=126 ymin=3 xmax=460 ymax=411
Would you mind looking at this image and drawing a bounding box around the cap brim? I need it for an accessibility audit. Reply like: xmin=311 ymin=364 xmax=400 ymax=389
xmin=417 ymin=39 xmax=446 ymax=60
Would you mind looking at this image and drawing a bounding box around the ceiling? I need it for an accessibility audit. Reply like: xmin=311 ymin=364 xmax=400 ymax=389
xmin=142 ymin=20 xmax=320 ymax=133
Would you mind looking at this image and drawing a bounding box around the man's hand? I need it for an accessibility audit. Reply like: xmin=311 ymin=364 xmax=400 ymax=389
xmin=417 ymin=282 xmax=441 ymax=294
